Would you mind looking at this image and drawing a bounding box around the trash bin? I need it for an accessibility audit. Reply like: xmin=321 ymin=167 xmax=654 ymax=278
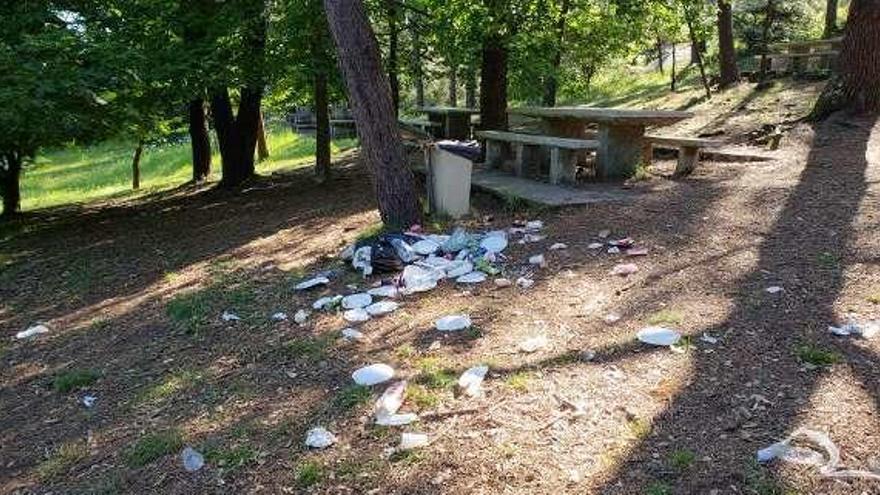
xmin=425 ymin=140 xmax=477 ymax=219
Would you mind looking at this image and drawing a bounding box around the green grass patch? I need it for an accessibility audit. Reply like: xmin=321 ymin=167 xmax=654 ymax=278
xmin=204 ymin=444 xmax=259 ymax=473
xmin=743 ymin=459 xmax=795 ymax=495
xmin=646 ymin=482 xmax=672 ymax=495
xmin=669 ymin=449 xmax=696 ymax=471
xmin=138 ymin=370 xmax=202 ymax=405
xmin=647 ymin=309 xmax=684 ymax=326
xmin=414 ymin=357 xmax=457 ymax=389
xmin=124 ymin=429 xmax=184 ymax=468
xmin=389 ymin=449 xmax=425 ymax=465
xmin=36 ymin=440 xmax=89 ymax=481
xmin=816 ymin=251 xmax=839 ymax=269
xmin=626 ymin=417 xmax=652 ymax=440
xmin=286 ymin=333 xmax=337 ymax=362
xmin=53 ymin=369 xmax=100 ymax=393
xmin=504 ymin=371 xmax=531 ymax=392
xmin=394 ymin=344 xmax=417 ymax=361
xmin=406 ymin=384 xmax=441 ymax=410
xmin=631 ymin=163 xmax=653 ymax=182
xmin=166 ymin=282 xmax=256 ymax=333
xmin=795 ymin=344 xmax=841 ymax=367
xmin=335 ymin=457 xmax=383 ymax=482
xmin=335 ymin=384 xmax=373 ymax=410
xmin=295 ymin=460 xmax=324 ymax=488
xmin=355 ymin=221 xmax=385 ymax=242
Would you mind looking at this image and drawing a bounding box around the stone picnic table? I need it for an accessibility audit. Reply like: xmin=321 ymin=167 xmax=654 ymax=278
xmin=508 ymin=106 xmax=693 ymax=179
xmin=416 ymin=106 xmax=479 ymax=140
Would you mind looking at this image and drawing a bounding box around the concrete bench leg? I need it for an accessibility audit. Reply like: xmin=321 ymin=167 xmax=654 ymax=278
xmin=549 ymin=147 xmax=578 ymax=185
xmin=642 ymin=142 xmax=654 ymax=166
xmin=485 ymin=140 xmax=504 ymax=169
xmin=513 ymin=143 xmax=526 ymax=177
xmin=674 ymin=146 xmax=700 ymax=177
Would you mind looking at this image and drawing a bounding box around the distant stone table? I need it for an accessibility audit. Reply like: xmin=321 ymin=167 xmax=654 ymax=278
xmin=508 ymin=107 xmax=693 ymax=179
xmin=417 ymin=107 xmax=479 ymax=141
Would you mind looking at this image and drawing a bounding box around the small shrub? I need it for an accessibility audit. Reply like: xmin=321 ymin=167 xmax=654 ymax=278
xmin=53 ymin=369 xmax=100 ymax=393
xmin=646 ymin=482 xmax=672 ymax=495
xmin=295 ymin=460 xmax=323 ymax=488
xmin=414 ymin=357 xmax=456 ymax=389
xmin=504 ymin=371 xmax=531 ymax=392
xmin=669 ymin=449 xmax=696 ymax=470
xmin=627 ymin=417 xmax=652 ymax=440
xmin=124 ymin=429 xmax=183 ymax=467
xmin=37 ymin=441 xmax=88 ymax=480
xmin=407 ymin=384 xmax=441 ymax=410
xmin=796 ymin=344 xmax=841 ymax=367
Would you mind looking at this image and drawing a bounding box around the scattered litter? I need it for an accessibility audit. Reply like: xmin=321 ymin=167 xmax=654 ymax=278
xmin=368 ymin=285 xmax=399 ymax=298
xmin=295 ymin=276 xmax=330 ymax=291
xmin=271 ymin=312 xmax=288 ymax=321
xmin=338 ymin=244 xmax=355 ymax=260
xmin=221 ymin=311 xmax=241 ymax=322
xmin=529 ymin=254 xmax=547 ymax=267
xmin=458 ymin=365 xmax=489 ymax=397
xmin=480 ymin=233 xmax=508 ymax=253
xmin=305 ymin=427 xmax=337 ymax=449
xmin=352 ymin=363 xmax=395 ymax=386
xmin=313 ymin=295 xmax=342 ymax=311
xmin=377 ymin=413 xmax=419 ymax=426
xmin=442 ymin=228 xmax=471 ymax=253
xmin=607 ymin=246 xmax=621 ymax=254
xmin=412 ymin=239 xmax=440 ymax=255
xmin=603 ymin=313 xmax=622 ymax=324
xmin=525 ymin=220 xmax=543 ymax=231
xmin=828 ymin=317 xmax=879 ymax=339
xmin=609 ymin=238 xmax=635 ymax=248
xmin=549 ymin=243 xmax=567 ymax=250
xmin=611 ymin=263 xmax=639 ymax=276
xmin=766 ymin=286 xmax=784 ymax=294
xmin=341 ymin=328 xmax=365 ymax=341
xmin=446 ymin=260 xmax=474 ymax=278
xmin=343 ymin=308 xmax=371 ymax=323
xmin=701 ymin=333 xmax=719 ymax=344
xmin=627 ymin=247 xmax=649 ymax=257
xmin=580 ymin=350 xmax=597 ymax=362
xmin=181 ymin=447 xmax=205 ymax=472
xmin=597 ymin=229 xmax=611 ymax=238
xmin=401 ymin=265 xmax=441 ymax=294
xmin=521 ymin=233 xmax=546 ymax=244
xmin=389 ymin=237 xmax=418 ymax=263
xmin=399 ymin=432 xmax=429 ymax=450
xmin=456 ymin=271 xmax=487 ymax=284
xmin=516 ymin=277 xmax=535 ymax=289
xmin=435 ymin=315 xmax=472 ymax=332
xmin=342 ymin=293 xmax=372 ymax=310
xmin=587 ymin=242 xmax=604 ymax=250
xmin=294 ymin=309 xmax=310 ymax=325
xmin=352 ymin=246 xmax=373 ymax=277
xmin=374 ymin=381 xmax=418 ymax=426
xmin=519 ymin=336 xmax=548 ymax=353
xmin=366 ymin=301 xmax=399 ymax=316
xmin=81 ymin=395 xmax=96 ymax=408
xmin=757 ymin=428 xmax=880 ymax=481
xmin=15 ymin=324 xmax=50 ymax=340
xmin=494 ymin=278 xmax=512 ymax=287
xmin=637 ymin=327 xmax=681 ymax=346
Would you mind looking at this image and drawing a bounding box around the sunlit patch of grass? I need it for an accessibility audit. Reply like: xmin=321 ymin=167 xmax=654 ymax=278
xmin=335 ymin=384 xmax=372 ymax=410
xmin=355 ymin=221 xmax=385 ymax=242
xmin=414 ymin=357 xmax=456 ymax=389
xmin=124 ymin=429 xmax=183 ymax=468
xmin=626 ymin=417 xmax=652 ymax=440
xmin=295 ymin=460 xmax=324 ymax=488
xmin=53 ymin=369 xmax=100 ymax=393
xmin=389 ymin=449 xmax=425 ymax=465
xmin=406 ymin=384 xmax=441 ymax=410
xmin=394 ymin=344 xmax=417 ymax=361
xmin=36 ymin=440 xmax=89 ymax=481
xmin=166 ymin=282 xmax=256 ymax=333
xmin=504 ymin=371 xmax=531 ymax=392
xmin=867 ymin=292 xmax=880 ymax=305
xmin=647 ymin=309 xmax=684 ymax=326
xmin=669 ymin=449 xmax=696 ymax=471
xmin=795 ymin=344 xmax=841 ymax=367
xmin=631 ymin=163 xmax=653 ymax=182
xmin=138 ymin=369 xmax=202 ymax=404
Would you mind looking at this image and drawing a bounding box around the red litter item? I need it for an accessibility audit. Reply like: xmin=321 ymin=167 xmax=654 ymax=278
xmin=627 ymin=247 xmax=649 ymax=256
xmin=609 ymin=238 xmax=635 ymax=248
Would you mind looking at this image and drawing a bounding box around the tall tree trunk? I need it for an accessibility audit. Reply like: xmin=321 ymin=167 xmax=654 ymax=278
xmin=132 ymin=140 xmax=143 ymax=190
xmin=759 ymin=0 xmax=777 ymax=80
xmin=314 ymin=69 xmax=331 ymax=183
xmin=824 ymin=0 xmax=839 ymax=38
xmin=323 ymin=0 xmax=421 ymax=228
xmin=685 ymin=14 xmax=711 ymax=99
xmin=717 ymin=0 xmax=739 ymax=88
xmin=670 ymin=43 xmax=677 ymax=91
xmin=407 ymin=14 xmax=425 ymax=108
xmin=386 ymin=0 xmax=400 ymax=116
xmin=656 ymin=39 xmax=665 ymax=74
xmin=0 ymin=152 xmax=22 ymax=218
xmin=188 ymin=98 xmax=211 ymax=182
xmin=448 ymin=66 xmax=458 ymax=107
xmin=212 ymin=88 xmax=262 ymax=187
xmin=543 ymin=0 xmax=570 ymax=107
xmin=479 ymin=35 xmax=508 ymax=131
xmin=812 ymin=0 xmax=880 ymax=118
xmin=465 ymin=67 xmax=477 ymax=108
xmin=256 ymin=110 xmax=270 ymax=161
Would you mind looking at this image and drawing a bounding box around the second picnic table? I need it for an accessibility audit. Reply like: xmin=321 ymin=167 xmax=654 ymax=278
xmin=508 ymin=106 xmax=692 ymax=179
xmin=416 ymin=106 xmax=479 ymax=140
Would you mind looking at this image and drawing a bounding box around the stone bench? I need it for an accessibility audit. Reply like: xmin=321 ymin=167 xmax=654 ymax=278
xmin=399 ymin=119 xmax=441 ymax=134
xmin=476 ymin=130 xmax=598 ymax=185
xmin=643 ymin=135 xmax=721 ymax=177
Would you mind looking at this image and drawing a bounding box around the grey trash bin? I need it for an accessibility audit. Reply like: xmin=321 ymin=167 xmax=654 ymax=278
xmin=425 ymin=140 xmax=478 ymax=219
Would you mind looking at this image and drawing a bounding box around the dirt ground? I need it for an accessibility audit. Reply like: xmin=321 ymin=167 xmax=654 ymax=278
xmin=2 ymin=83 xmax=880 ymax=494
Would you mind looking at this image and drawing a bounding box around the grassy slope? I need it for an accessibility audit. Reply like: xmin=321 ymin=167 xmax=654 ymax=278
xmin=20 ymin=125 xmax=357 ymax=213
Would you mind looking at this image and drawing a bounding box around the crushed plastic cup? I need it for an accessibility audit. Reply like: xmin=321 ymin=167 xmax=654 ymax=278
xmin=16 ymin=324 xmax=50 ymax=340
xmin=494 ymin=278 xmax=512 ymax=287
xmin=366 ymin=301 xmax=399 ymax=316
xmin=611 ymin=263 xmax=639 ymax=276
xmin=399 ymin=432 xmax=429 ymax=450
xmin=313 ymin=295 xmax=342 ymax=311
xmin=81 ymin=394 xmax=97 ymax=408
xmin=446 ymin=260 xmax=473 ymax=279
xmin=637 ymin=326 xmax=681 ymax=346
xmin=389 ymin=238 xmax=418 ymax=264
xmin=412 ymin=239 xmax=440 ymax=256
xmin=587 ymin=242 xmax=604 ymax=250
xmin=368 ymin=285 xmax=399 ymax=298
xmin=456 ymin=271 xmax=487 ymax=284
xmin=519 ymin=336 xmax=548 ymax=353
xmin=352 ymin=246 xmax=373 ymax=277
xmin=294 ymin=309 xmax=310 ymax=325
xmin=221 ymin=310 xmax=241 ymax=322
xmin=305 ymin=427 xmax=337 ymax=449
xmin=181 ymin=446 xmax=205 ymax=472
xmin=701 ymin=333 xmax=719 ymax=344
xmin=342 ymin=293 xmax=372 ymax=310
xmin=458 ymin=365 xmax=489 ymax=397
xmin=525 ymin=220 xmax=543 ymax=231
xmin=755 ymin=428 xmax=880 ymax=481
xmin=480 ymin=233 xmax=508 ymax=253
xmin=441 ymin=228 xmax=471 ymax=253
xmin=295 ymin=276 xmax=330 ymax=291
xmin=401 ymin=265 xmax=441 ymax=294
xmin=343 ymin=308 xmax=371 ymax=323
xmin=766 ymin=286 xmax=784 ymax=294
xmin=375 ymin=381 xmax=407 ymax=419
xmin=529 ymin=254 xmax=547 ymax=267
xmin=352 ymin=363 xmax=395 ymax=386
xmin=435 ymin=315 xmax=472 ymax=332
xmin=550 ymin=243 xmax=568 ymax=250
xmin=341 ymin=328 xmax=365 ymax=341
xmin=271 ymin=312 xmax=289 ymax=321
xmin=516 ymin=277 xmax=535 ymax=289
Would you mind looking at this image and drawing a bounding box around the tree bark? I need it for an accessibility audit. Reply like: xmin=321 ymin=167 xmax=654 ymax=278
xmin=188 ymin=98 xmax=212 ymax=182
xmin=407 ymin=14 xmax=425 ymax=108
xmin=386 ymin=0 xmax=400 ymax=116
xmin=759 ymin=0 xmax=777 ymax=80
xmin=479 ymin=34 xmax=508 ymax=131
xmin=717 ymin=0 xmax=739 ymax=88
xmin=132 ymin=140 xmax=143 ymax=190
xmin=656 ymin=39 xmax=665 ymax=74
xmin=670 ymin=43 xmax=677 ymax=91
xmin=0 ymin=152 xmax=22 ymax=218
xmin=212 ymin=87 xmax=262 ymax=187
xmin=448 ymin=66 xmax=458 ymax=107
xmin=323 ymin=0 xmax=421 ymax=228
xmin=465 ymin=67 xmax=477 ymax=108
xmin=824 ymin=0 xmax=839 ymax=38
xmin=685 ymin=14 xmax=711 ymax=99
xmin=314 ymin=69 xmax=331 ymax=183
xmin=256 ymin=110 xmax=270 ymax=161
xmin=542 ymin=0 xmax=569 ymax=107
xmin=812 ymin=0 xmax=880 ymax=118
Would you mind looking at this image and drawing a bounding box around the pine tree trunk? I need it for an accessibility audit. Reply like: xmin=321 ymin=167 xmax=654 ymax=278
xmin=132 ymin=140 xmax=143 ymax=190
xmin=188 ymin=98 xmax=212 ymax=182
xmin=685 ymin=15 xmax=711 ymax=99
xmin=717 ymin=0 xmax=739 ymax=87
xmin=386 ymin=0 xmax=400 ymax=116
xmin=671 ymin=43 xmax=677 ymax=91
xmin=448 ymin=66 xmax=458 ymax=107
xmin=0 ymin=152 xmax=22 ymax=218
xmin=256 ymin=110 xmax=270 ymax=161
xmin=479 ymin=35 xmax=508 ymax=131
xmin=759 ymin=0 xmax=777 ymax=80
xmin=323 ymin=0 xmax=421 ymax=228
xmin=656 ymin=39 xmax=665 ymax=74
xmin=465 ymin=67 xmax=477 ymax=108
xmin=812 ymin=0 xmax=880 ymax=118
xmin=824 ymin=0 xmax=839 ymax=38
xmin=542 ymin=0 xmax=569 ymax=107
xmin=314 ymin=69 xmax=331 ymax=183
xmin=408 ymin=14 xmax=425 ymax=108
xmin=212 ymin=88 xmax=262 ymax=187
